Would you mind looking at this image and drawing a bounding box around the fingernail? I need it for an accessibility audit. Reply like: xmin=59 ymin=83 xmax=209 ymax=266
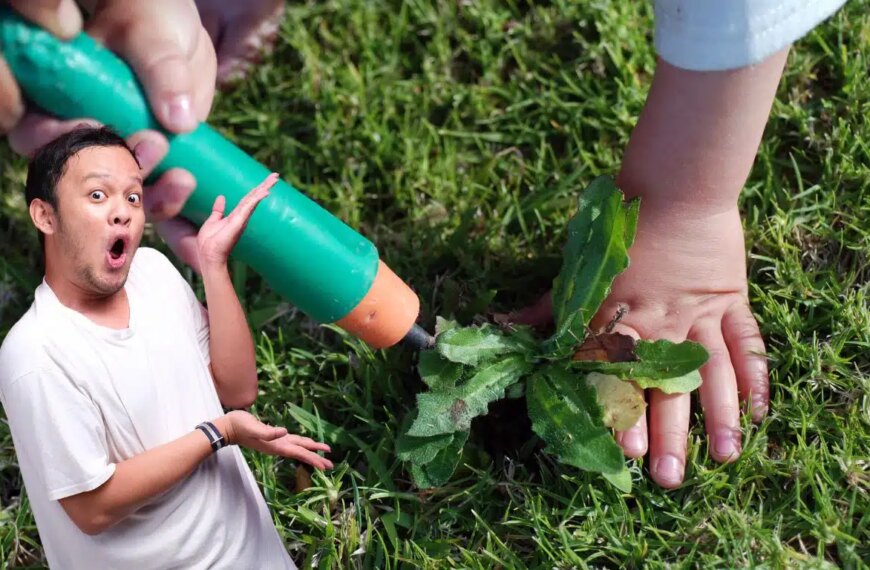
xmin=165 ymin=94 xmax=196 ymax=131
xmin=653 ymin=454 xmax=683 ymax=487
xmin=622 ymin=429 xmax=645 ymax=456
xmin=56 ymin=0 xmax=84 ymax=38
xmin=134 ymin=139 xmax=162 ymax=172
xmin=714 ymin=430 xmax=740 ymax=461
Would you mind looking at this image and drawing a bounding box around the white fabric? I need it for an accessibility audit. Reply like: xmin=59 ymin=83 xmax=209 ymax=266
xmin=654 ymin=0 xmax=848 ymax=71
xmin=0 ymin=248 xmax=295 ymax=570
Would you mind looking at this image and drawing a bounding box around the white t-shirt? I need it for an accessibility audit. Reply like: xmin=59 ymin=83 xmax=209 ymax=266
xmin=0 ymin=247 xmax=296 ymax=569
xmin=654 ymin=0 xmax=847 ymax=71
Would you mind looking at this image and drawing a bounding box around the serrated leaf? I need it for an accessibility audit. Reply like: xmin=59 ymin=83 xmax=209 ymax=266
xmin=397 ymin=432 xmax=454 ymax=464
xmin=408 ymin=355 xmax=532 ymax=437
xmin=435 ymin=316 xmax=460 ymax=336
xmin=527 ymin=366 xmax=624 ymax=475
xmin=571 ymin=339 xmax=708 ymax=388
xmin=418 ymin=351 xmax=464 ymax=390
xmin=396 ymin=410 xmax=456 ymax=464
xmin=548 ymin=176 xmax=639 ymax=355
xmin=436 ymin=325 xmax=530 ymax=366
xmin=602 ymin=466 xmax=633 ymax=493
xmin=634 ymin=370 xmax=702 ymax=394
xmin=585 ymin=372 xmax=646 ymax=431
xmin=409 ymin=430 xmax=469 ymax=489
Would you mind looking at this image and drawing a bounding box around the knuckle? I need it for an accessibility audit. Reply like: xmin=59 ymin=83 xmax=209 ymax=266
xmin=704 ymin=346 xmax=729 ymax=367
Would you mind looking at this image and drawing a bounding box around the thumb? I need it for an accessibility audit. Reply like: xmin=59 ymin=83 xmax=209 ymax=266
xmin=85 ymin=3 xmax=201 ymax=132
xmin=250 ymin=421 xmax=287 ymax=441
xmin=9 ymin=0 xmax=82 ymax=39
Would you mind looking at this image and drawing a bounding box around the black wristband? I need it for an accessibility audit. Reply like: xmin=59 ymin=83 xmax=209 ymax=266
xmin=196 ymin=421 xmax=226 ymax=453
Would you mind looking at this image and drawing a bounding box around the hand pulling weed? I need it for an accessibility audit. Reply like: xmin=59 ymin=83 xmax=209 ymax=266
xmin=397 ymin=177 xmax=709 ymax=492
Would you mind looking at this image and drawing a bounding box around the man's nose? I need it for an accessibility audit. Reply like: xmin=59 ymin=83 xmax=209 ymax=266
xmin=109 ymin=200 xmax=132 ymax=226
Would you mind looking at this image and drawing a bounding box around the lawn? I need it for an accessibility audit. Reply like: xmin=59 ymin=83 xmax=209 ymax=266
xmin=1 ymin=1 xmax=869 ymax=568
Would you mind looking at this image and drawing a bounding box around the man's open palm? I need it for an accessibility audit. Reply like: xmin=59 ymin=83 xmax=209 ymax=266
xmin=222 ymin=410 xmax=333 ymax=471
xmin=196 ymin=173 xmax=278 ymax=268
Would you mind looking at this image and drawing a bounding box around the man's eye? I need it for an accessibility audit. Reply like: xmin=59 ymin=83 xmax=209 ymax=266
xmin=128 ymin=193 xmax=141 ymax=204
xmin=90 ymin=190 xmax=106 ymax=200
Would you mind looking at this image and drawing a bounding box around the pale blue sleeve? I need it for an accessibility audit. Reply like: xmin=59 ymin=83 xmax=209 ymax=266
xmin=654 ymin=0 xmax=848 ymax=71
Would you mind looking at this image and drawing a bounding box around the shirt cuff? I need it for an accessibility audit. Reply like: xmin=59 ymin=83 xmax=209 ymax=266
xmin=654 ymin=0 xmax=847 ymax=71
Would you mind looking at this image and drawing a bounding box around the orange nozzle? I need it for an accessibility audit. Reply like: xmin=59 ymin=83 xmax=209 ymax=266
xmin=336 ymin=261 xmax=421 ymax=349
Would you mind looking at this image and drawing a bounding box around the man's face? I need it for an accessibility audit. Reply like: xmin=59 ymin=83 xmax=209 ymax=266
xmin=50 ymin=146 xmax=145 ymax=296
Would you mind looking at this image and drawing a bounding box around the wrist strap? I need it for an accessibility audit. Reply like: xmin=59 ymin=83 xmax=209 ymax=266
xmin=196 ymin=421 xmax=226 ymax=453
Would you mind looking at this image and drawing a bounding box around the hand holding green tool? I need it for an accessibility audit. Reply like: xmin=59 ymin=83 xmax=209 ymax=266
xmin=0 ymin=8 xmax=433 ymax=350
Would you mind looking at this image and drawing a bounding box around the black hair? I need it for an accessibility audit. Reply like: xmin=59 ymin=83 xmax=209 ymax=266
xmin=25 ymin=125 xmax=139 ymax=210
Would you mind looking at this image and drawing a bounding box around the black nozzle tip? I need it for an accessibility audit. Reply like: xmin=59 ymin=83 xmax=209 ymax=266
xmin=401 ymin=323 xmax=436 ymax=351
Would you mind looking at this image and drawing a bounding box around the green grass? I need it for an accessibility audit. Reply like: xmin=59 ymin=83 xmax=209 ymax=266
xmin=1 ymin=0 xmax=869 ymax=567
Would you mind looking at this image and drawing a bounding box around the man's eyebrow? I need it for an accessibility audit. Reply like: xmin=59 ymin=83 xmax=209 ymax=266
xmin=80 ymin=173 xmax=143 ymax=186
xmin=81 ymin=172 xmax=112 ymax=183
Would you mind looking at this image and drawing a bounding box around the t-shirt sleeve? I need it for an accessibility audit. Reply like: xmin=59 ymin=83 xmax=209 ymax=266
xmin=653 ymin=0 xmax=847 ymax=71
xmin=1 ymin=369 xmax=116 ymax=501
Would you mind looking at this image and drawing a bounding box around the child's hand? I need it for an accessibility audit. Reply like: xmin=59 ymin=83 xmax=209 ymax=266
xmin=513 ymin=201 xmax=767 ymax=489
xmin=195 ymin=173 xmax=279 ymax=269
xmin=216 ymin=410 xmax=334 ymax=470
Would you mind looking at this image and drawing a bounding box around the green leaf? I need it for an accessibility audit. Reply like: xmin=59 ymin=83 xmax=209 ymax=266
xmin=396 ymin=410 xmax=456 ymax=464
xmin=408 ymin=355 xmax=532 ymax=436
xmin=418 ymin=351 xmax=464 ymax=390
xmin=436 ymin=325 xmax=530 ymax=366
xmin=548 ymin=176 xmax=638 ymax=354
xmin=396 ymin=431 xmax=455 ymax=464
xmin=634 ymin=370 xmax=702 ymax=394
xmin=410 ymin=430 xmax=469 ymax=488
xmin=527 ymin=366 xmax=624 ymax=475
xmin=571 ymin=339 xmax=708 ymax=389
xmin=602 ymin=466 xmax=633 ymax=493
xmin=435 ymin=316 xmax=460 ymax=335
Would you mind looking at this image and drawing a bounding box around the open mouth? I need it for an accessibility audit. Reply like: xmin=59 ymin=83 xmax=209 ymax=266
xmin=107 ymin=237 xmax=127 ymax=269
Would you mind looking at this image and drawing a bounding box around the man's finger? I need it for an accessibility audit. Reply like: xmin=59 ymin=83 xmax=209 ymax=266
xmin=0 ymin=57 xmax=24 ymax=133
xmin=601 ymin=323 xmax=649 ymax=458
xmin=648 ymin=390 xmax=691 ymax=489
xmin=285 ymin=447 xmax=334 ymax=470
xmin=230 ymin=173 xmax=279 ymax=215
xmin=284 ymin=435 xmax=331 ymax=453
xmin=8 ymin=113 xmax=100 ymax=157
xmin=143 ymin=168 xmax=196 ymax=223
xmin=155 ymin=218 xmax=200 ymax=274
xmin=127 ymin=130 xmax=169 ymax=178
xmin=722 ymin=302 xmax=769 ymax=422
xmin=690 ymin=321 xmax=742 ymax=463
xmin=226 ymin=185 xmax=271 ymax=230
xmin=8 ymin=0 xmax=83 ymax=39
xmin=86 ymin=2 xmax=205 ymax=132
xmin=207 ymin=196 xmax=227 ymax=222
xmin=214 ymin=2 xmax=285 ymax=86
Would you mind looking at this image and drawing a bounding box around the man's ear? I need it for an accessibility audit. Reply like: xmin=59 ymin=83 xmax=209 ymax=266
xmin=29 ymin=199 xmax=57 ymax=236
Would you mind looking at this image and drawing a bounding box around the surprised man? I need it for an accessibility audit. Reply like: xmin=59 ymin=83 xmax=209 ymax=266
xmin=0 ymin=126 xmax=331 ymax=568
